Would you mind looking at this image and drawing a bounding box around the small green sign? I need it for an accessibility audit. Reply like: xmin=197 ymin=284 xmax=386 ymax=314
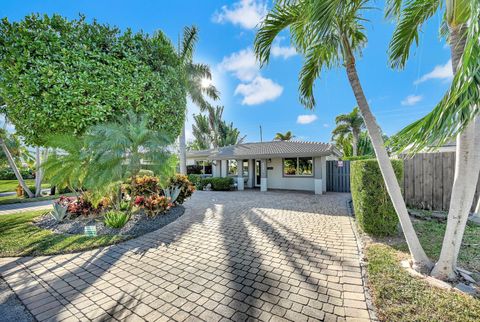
xmin=84 ymin=225 xmax=97 ymax=237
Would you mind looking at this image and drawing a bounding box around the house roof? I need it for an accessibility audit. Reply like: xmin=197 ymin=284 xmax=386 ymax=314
xmin=187 ymin=141 xmax=341 ymax=160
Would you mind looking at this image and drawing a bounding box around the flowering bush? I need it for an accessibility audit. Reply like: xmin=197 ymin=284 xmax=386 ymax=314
xmin=141 ymin=194 xmax=170 ymax=217
xmin=130 ymin=175 xmax=160 ymax=197
xmin=56 ymin=195 xmax=104 ymax=217
xmin=167 ymin=174 xmax=195 ymax=204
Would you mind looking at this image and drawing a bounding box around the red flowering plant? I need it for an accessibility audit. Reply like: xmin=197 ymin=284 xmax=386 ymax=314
xmin=140 ymin=194 xmax=170 ymax=217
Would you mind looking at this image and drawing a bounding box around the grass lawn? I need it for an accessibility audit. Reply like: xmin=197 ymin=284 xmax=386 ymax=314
xmin=0 ymin=179 xmax=50 ymax=193
xmin=0 ymin=210 xmax=125 ymax=257
xmin=366 ymin=244 xmax=480 ymax=322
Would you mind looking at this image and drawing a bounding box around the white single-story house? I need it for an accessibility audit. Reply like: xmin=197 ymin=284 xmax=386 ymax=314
xmin=186 ymin=141 xmax=341 ymax=194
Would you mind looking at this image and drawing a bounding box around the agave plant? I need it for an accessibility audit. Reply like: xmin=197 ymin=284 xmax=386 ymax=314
xmin=50 ymin=202 xmax=68 ymax=222
xmin=163 ymin=185 xmax=181 ymax=204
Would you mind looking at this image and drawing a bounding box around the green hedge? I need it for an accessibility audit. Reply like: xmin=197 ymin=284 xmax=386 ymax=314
xmin=351 ymin=159 xmax=402 ymax=236
xmin=342 ymin=155 xmax=374 ymax=161
xmin=200 ymin=177 xmax=234 ymax=191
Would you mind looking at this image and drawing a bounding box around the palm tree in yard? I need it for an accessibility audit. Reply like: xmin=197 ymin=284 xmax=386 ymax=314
xmin=274 ymin=131 xmax=294 ymax=141
xmin=332 ymin=107 xmax=364 ymax=156
xmin=177 ymin=26 xmax=220 ymax=174
xmin=388 ymin=0 xmax=480 ymax=279
xmin=255 ymin=0 xmax=432 ymax=269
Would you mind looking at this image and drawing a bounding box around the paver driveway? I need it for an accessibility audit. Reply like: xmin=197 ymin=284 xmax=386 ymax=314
xmin=0 ymin=190 xmax=371 ymax=322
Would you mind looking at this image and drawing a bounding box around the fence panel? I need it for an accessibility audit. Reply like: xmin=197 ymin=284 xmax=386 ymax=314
xmin=326 ymin=160 xmax=351 ymax=192
xmin=402 ymin=152 xmax=480 ymax=211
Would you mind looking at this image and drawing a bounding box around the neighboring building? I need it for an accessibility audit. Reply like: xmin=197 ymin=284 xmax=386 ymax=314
xmin=186 ymin=141 xmax=341 ymax=194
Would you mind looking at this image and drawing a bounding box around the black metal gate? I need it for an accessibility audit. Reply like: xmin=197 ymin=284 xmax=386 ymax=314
xmin=326 ymin=160 xmax=351 ymax=192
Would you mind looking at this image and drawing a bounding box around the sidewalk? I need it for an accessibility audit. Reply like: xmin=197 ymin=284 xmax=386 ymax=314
xmin=0 ymin=200 xmax=53 ymax=215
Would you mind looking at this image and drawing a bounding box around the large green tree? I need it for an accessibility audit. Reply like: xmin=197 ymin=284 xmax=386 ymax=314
xmin=0 ymin=14 xmax=186 ymax=146
xmin=274 ymin=131 xmax=294 ymax=141
xmin=388 ymin=0 xmax=480 ymax=279
xmin=255 ymin=0 xmax=432 ymax=269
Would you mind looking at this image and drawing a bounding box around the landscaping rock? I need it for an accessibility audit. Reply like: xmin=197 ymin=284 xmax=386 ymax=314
xmin=35 ymin=206 xmax=185 ymax=237
xmin=454 ymin=283 xmax=478 ymax=296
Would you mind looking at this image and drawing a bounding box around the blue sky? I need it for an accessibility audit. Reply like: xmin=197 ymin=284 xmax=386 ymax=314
xmin=1 ymin=0 xmax=453 ymax=143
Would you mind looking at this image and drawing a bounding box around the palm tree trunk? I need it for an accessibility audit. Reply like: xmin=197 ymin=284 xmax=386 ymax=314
xmin=431 ymin=25 xmax=480 ymax=280
xmin=0 ymin=137 xmax=34 ymax=198
xmin=179 ymin=124 xmax=187 ymax=175
xmin=344 ymin=53 xmax=432 ymax=270
xmin=352 ymin=130 xmax=359 ymax=157
xmin=34 ymin=147 xmax=48 ymax=197
xmin=473 ymin=193 xmax=480 ymax=219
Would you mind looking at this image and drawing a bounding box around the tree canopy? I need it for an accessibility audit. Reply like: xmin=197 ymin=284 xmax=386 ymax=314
xmin=0 ymin=14 xmax=186 ymax=145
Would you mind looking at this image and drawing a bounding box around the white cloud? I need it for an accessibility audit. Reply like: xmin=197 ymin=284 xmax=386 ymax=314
xmin=219 ymin=48 xmax=259 ymax=81
xmin=234 ymin=76 xmax=283 ymax=105
xmin=414 ymin=60 xmax=453 ymax=84
xmin=271 ymin=44 xmax=297 ymax=59
xmin=323 ymin=123 xmax=330 ymax=128
xmin=213 ymin=0 xmax=267 ymax=30
xmin=401 ymin=94 xmax=423 ymax=106
xmin=296 ymin=114 xmax=318 ymax=125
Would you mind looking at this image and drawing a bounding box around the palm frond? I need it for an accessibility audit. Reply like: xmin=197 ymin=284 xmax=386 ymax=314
xmin=179 ymin=26 xmax=198 ymax=63
xmin=388 ymin=0 xmax=442 ymax=69
xmin=392 ymin=2 xmax=480 ymax=153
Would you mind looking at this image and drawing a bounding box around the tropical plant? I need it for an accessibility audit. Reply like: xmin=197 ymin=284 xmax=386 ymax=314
xmin=163 ymin=185 xmax=181 ymax=204
xmin=189 ymin=106 xmax=246 ymax=150
xmin=104 ymin=211 xmax=130 ymax=229
xmin=50 ymin=202 xmax=68 ymax=222
xmin=255 ymin=0 xmax=431 ymax=269
xmin=332 ymin=107 xmax=364 ymax=156
xmin=388 ymin=0 xmax=480 ymax=279
xmin=177 ymin=26 xmax=220 ymax=174
xmin=167 ymin=174 xmax=195 ymax=204
xmin=43 ymin=112 xmax=176 ymax=209
xmin=139 ymin=195 xmax=170 ymax=217
xmin=274 ymin=131 xmax=295 ymax=141
xmin=130 ymin=176 xmax=161 ymax=197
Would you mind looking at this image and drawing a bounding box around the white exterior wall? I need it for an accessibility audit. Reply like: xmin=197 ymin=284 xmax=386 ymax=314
xmin=266 ymin=158 xmax=316 ymax=191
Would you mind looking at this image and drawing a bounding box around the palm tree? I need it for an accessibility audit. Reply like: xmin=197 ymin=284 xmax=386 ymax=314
xmin=44 ymin=112 xmax=176 ymax=206
xmin=189 ymin=106 xmax=245 ymax=150
xmin=177 ymin=26 xmax=220 ymax=174
xmin=332 ymin=107 xmax=364 ymax=156
xmin=388 ymin=0 xmax=479 ymax=279
xmin=255 ymin=0 xmax=432 ymax=269
xmin=274 ymin=131 xmax=294 ymax=141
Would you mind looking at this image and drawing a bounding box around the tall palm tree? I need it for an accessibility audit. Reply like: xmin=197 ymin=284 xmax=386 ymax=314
xmin=388 ymin=0 xmax=479 ymax=279
xmin=274 ymin=131 xmax=294 ymax=141
xmin=255 ymin=0 xmax=432 ymax=269
xmin=332 ymin=107 xmax=364 ymax=156
xmin=177 ymin=26 xmax=220 ymax=174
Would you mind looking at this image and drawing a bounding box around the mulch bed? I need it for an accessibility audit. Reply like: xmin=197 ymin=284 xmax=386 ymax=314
xmin=34 ymin=206 xmax=185 ymax=237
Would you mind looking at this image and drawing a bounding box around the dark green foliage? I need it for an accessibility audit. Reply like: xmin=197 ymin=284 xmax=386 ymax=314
xmin=0 ymin=14 xmax=186 ymax=145
xmin=187 ymin=174 xmax=202 ymax=187
xmin=351 ymin=159 xmax=402 ymax=236
xmin=342 ymin=155 xmax=373 ymax=161
xmin=0 ymin=167 xmax=34 ymax=180
xmin=201 ymin=177 xmax=234 ymax=191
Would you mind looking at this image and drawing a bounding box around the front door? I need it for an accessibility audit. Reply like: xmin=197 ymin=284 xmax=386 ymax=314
xmin=255 ymin=160 xmax=261 ymax=187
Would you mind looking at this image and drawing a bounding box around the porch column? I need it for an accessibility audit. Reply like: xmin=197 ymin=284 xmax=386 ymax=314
xmin=260 ymin=159 xmax=268 ymax=192
xmin=220 ymin=160 xmax=227 ymax=177
xmin=212 ymin=160 xmax=219 ymax=177
xmin=248 ymin=159 xmax=254 ymax=188
xmin=236 ymin=159 xmax=244 ymax=190
xmin=314 ymin=157 xmax=323 ymax=195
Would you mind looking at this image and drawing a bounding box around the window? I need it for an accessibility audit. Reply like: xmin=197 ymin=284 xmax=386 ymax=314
xmin=228 ymin=160 xmax=237 ymax=176
xmin=194 ymin=160 xmax=212 ymax=175
xmin=283 ymin=157 xmax=313 ymax=176
xmin=228 ymin=160 xmax=249 ymax=176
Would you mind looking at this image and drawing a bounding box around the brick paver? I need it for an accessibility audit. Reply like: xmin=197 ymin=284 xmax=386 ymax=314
xmin=0 ymin=190 xmax=372 ymax=321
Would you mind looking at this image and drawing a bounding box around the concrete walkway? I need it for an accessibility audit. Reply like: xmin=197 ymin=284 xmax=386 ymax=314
xmin=0 ymin=191 xmax=371 ymax=322
xmin=0 ymin=200 xmax=53 ymax=215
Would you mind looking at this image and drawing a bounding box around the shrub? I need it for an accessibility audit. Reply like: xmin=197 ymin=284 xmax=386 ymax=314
xmin=342 ymin=155 xmax=374 ymax=161
xmin=104 ymin=211 xmax=130 ymax=228
xmin=50 ymin=202 xmax=68 ymax=222
xmin=17 ymin=185 xmax=37 ymax=197
xmin=130 ymin=175 xmax=160 ymax=196
xmin=187 ymin=174 xmax=202 ymax=187
xmin=0 ymin=167 xmax=34 ymax=180
xmin=139 ymin=194 xmax=170 ymax=216
xmin=65 ymin=195 xmax=104 ymax=217
xmin=137 ymin=169 xmax=154 ymax=177
xmin=351 ymin=159 xmax=402 ymax=236
xmin=167 ymin=174 xmax=195 ymax=204
xmin=201 ymin=177 xmax=234 ymax=191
